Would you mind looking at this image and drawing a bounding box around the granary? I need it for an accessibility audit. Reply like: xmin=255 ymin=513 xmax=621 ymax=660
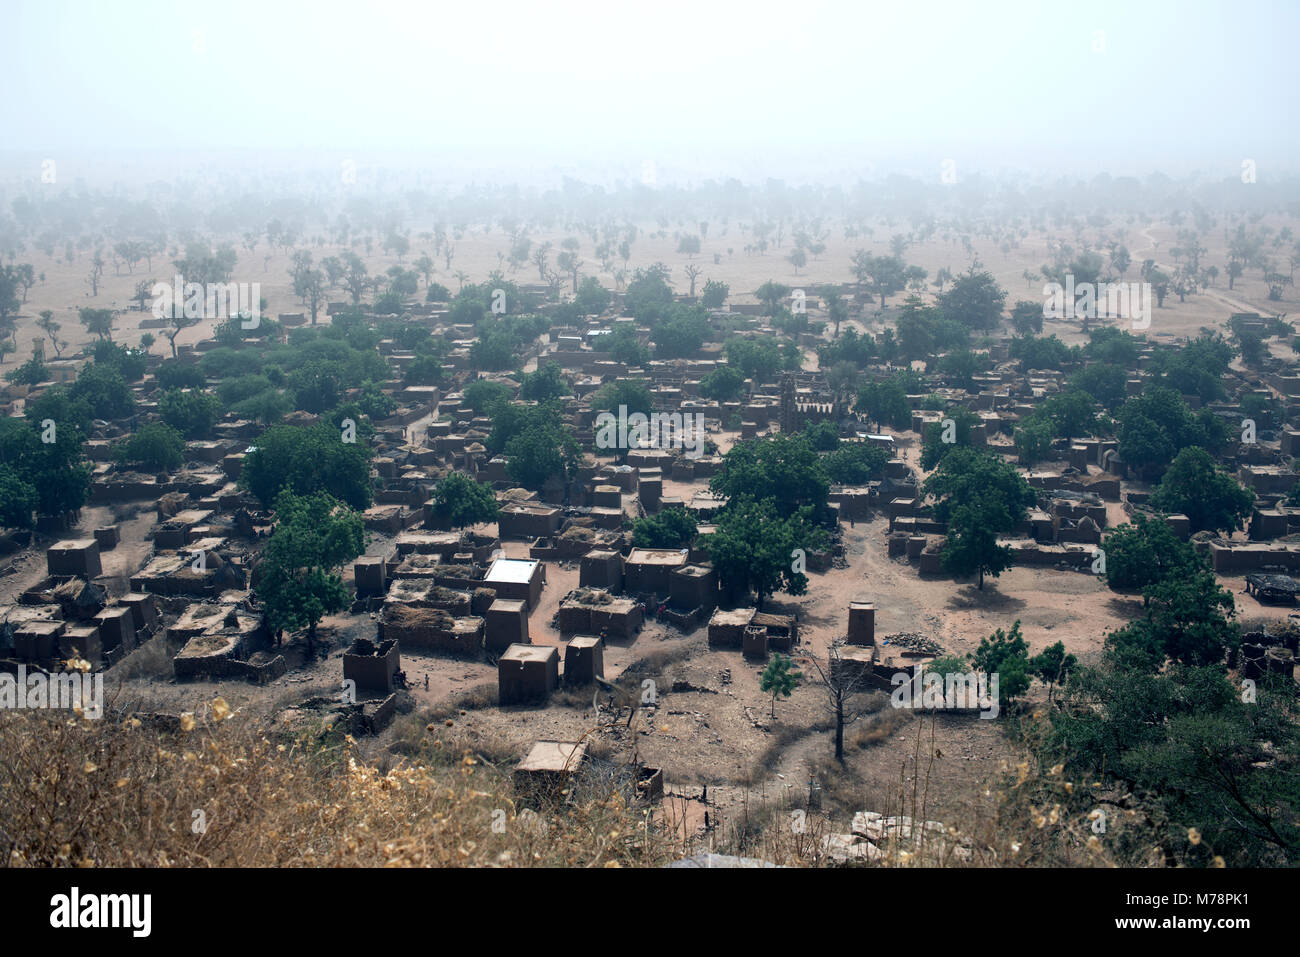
xmin=513 ymin=740 xmax=588 ymax=805
xmin=497 ymin=643 xmax=560 ymax=705
xmin=484 ymin=598 xmax=529 ymax=652
xmin=93 ymin=606 xmax=136 ymax=658
xmin=20 ymin=576 xmax=108 ymax=620
xmin=579 ymin=549 xmax=624 ymax=591
xmin=483 ymin=557 xmax=545 ymax=609
xmin=353 ymin=555 xmax=388 ymax=598
xmin=563 ymin=635 xmax=604 ymax=685
xmin=623 ymin=548 xmax=689 ymax=596
xmin=47 ymin=539 xmax=102 ymax=579
xmin=848 ymin=600 xmax=876 ymax=645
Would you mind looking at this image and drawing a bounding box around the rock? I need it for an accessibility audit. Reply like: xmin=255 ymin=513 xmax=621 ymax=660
xmin=667 ymin=853 xmax=781 ymax=868
xmin=821 ymin=833 xmax=883 ymax=863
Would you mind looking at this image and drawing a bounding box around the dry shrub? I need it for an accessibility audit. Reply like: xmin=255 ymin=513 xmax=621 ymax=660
xmin=112 ymin=635 xmax=175 ymax=681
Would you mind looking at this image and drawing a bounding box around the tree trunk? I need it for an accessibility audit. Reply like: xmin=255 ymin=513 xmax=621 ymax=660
xmin=834 ymin=693 xmax=845 ymax=763
xmin=978 ymin=566 xmax=985 ymax=590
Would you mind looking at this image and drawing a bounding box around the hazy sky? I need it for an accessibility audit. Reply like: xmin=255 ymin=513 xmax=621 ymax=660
xmin=5 ymin=0 xmax=1298 ymax=183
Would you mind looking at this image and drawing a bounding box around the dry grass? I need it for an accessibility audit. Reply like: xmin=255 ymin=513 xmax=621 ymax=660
xmin=0 ymin=705 xmax=671 ymax=867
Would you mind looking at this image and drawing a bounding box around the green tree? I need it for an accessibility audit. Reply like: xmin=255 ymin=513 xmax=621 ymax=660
xmin=851 ymin=252 xmax=906 ymax=308
xmin=924 ymin=447 xmax=1037 ymax=588
xmin=701 ymin=279 xmax=729 ymax=309
xmin=821 ymin=442 xmax=888 ymax=485
xmin=971 ymin=620 xmax=1031 ymax=705
xmin=256 ymin=490 xmax=365 ymax=653
xmin=632 ymin=505 xmax=697 ymax=549
xmin=241 ymin=423 xmax=373 ymax=510
xmin=1101 ymin=514 xmax=1205 ymax=593
xmin=430 ymin=472 xmax=499 ymax=528
xmin=115 ymin=422 xmax=185 ymax=471
xmin=68 ymin=363 xmax=135 ymax=421
xmin=698 ymin=364 xmax=746 ymax=402
xmin=519 ymin=363 xmax=567 ymax=402
xmin=1107 ymin=568 xmax=1239 ymax=669
xmin=1029 ymin=640 xmax=1077 ymax=702
xmin=0 ymin=417 xmax=92 ymax=519
xmin=855 ymin=376 xmax=912 ymax=431
xmin=1014 ymin=414 xmax=1055 ymax=467
xmin=1047 ymin=658 xmax=1300 ymax=866
xmin=1150 ymin=446 xmax=1255 ymax=534
xmin=0 ymin=464 xmax=39 ymax=529
xmin=711 ymin=433 xmax=830 ymax=521
xmin=505 ymin=426 xmax=578 ymax=490
xmin=159 ymin=388 xmax=221 ymax=439
xmin=725 ymin=338 xmax=783 ymax=382
xmin=573 ymin=276 xmax=611 ymax=316
xmin=704 ymin=497 xmax=825 ymax=607
xmin=4 ymin=358 xmax=48 ymax=386
xmin=920 ymin=407 xmax=981 ymax=470
xmin=462 ymin=379 xmax=513 ymax=413
xmin=937 ymin=267 xmax=1007 ymax=332
xmin=759 ymin=653 xmax=802 ymax=719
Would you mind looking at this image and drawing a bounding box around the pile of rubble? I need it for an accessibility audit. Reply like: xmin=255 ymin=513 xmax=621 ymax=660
xmin=820 ymin=812 xmax=974 ymax=865
xmin=881 ymin=632 xmax=944 ymax=656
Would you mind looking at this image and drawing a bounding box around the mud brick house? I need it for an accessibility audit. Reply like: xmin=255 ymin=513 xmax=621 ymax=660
xmin=498 ymin=502 xmax=562 ymax=540
xmin=483 ymin=557 xmax=545 ymax=609
xmin=379 ymin=604 xmax=484 ymax=657
xmin=624 ymin=548 xmax=689 ymax=596
xmin=153 ymin=509 xmax=215 ymax=549
xmin=707 ymin=607 xmax=798 ymax=650
xmin=668 ymin=564 xmax=718 ymax=613
xmin=558 ymin=588 xmax=644 ymax=640
xmin=11 ymin=620 xmax=64 ymax=666
xmin=343 ymin=637 xmax=401 ymax=695
xmin=497 ymin=644 xmax=560 ymax=705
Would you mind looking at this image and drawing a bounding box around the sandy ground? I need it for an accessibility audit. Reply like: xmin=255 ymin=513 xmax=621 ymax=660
xmin=4 ymin=214 xmax=1297 ymax=369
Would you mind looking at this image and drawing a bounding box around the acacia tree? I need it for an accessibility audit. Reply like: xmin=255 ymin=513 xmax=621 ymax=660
xmin=78 ymin=307 xmax=115 ymax=341
xmin=36 ymin=310 xmax=65 ymax=357
xmin=851 ymin=251 xmax=906 ymax=308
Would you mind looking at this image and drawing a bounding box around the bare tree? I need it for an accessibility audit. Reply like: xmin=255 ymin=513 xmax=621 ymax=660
xmin=684 ymin=263 xmax=702 ymax=298
xmin=801 ymin=639 xmax=876 ymax=763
